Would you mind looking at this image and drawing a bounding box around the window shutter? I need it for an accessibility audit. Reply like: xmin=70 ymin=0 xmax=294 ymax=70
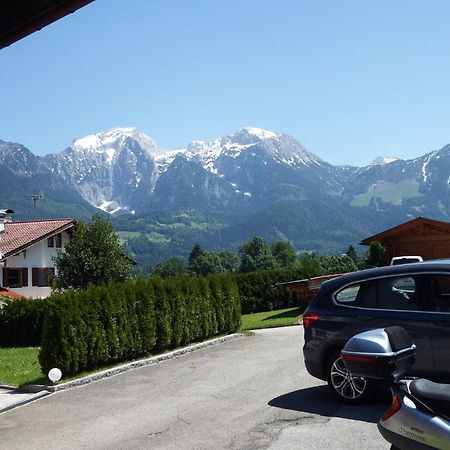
xmin=32 ymin=268 xmax=38 ymax=286
xmin=22 ymin=268 xmax=28 ymax=287
xmin=3 ymin=268 xmax=9 ymax=287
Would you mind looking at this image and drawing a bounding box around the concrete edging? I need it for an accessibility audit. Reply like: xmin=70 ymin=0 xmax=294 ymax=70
xmin=0 ymin=389 xmax=50 ymax=414
xmin=24 ymin=333 xmax=243 ymax=393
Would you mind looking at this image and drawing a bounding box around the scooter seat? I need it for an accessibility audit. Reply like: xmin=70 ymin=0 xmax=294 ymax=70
xmin=410 ymin=378 xmax=450 ymax=419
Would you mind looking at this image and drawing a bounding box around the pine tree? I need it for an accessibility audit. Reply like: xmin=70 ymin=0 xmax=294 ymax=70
xmin=188 ymin=243 xmax=205 ymax=272
xmin=345 ymin=244 xmax=359 ymax=264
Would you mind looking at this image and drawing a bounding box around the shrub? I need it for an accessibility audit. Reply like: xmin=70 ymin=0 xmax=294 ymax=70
xmin=0 ymin=298 xmax=49 ymax=347
xmin=39 ymin=275 xmax=240 ymax=376
xmin=234 ymin=268 xmax=302 ymax=314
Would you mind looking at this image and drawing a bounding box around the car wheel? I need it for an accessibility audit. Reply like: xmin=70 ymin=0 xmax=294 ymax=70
xmin=325 ymin=350 xmax=373 ymax=404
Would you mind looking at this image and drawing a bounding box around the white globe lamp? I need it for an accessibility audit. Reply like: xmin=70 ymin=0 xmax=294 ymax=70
xmin=48 ymin=367 xmax=62 ymax=383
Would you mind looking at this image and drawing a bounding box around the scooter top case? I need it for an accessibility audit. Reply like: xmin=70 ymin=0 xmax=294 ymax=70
xmin=341 ymin=326 xmax=416 ymax=381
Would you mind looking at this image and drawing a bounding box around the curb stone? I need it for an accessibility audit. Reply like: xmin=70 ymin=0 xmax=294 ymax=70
xmin=0 ymin=384 xmax=18 ymax=390
xmin=0 ymin=389 xmax=50 ymax=414
xmin=24 ymin=333 xmax=243 ymax=393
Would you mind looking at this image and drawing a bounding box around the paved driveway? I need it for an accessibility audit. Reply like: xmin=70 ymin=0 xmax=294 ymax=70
xmin=0 ymin=327 xmax=389 ymax=449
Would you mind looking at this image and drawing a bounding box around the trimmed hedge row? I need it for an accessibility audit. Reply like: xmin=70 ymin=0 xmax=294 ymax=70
xmin=0 ymin=268 xmax=301 ymax=349
xmin=0 ymin=298 xmax=49 ymax=347
xmin=234 ymin=268 xmax=303 ymax=314
xmin=38 ymin=275 xmax=240 ymax=376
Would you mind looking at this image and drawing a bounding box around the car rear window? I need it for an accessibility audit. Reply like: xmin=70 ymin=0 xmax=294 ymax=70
xmin=335 ymin=285 xmax=360 ymax=304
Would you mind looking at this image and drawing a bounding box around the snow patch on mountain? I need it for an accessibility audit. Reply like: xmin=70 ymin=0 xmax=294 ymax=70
xmin=153 ymin=127 xmax=321 ymax=178
xmin=71 ymin=127 xmax=161 ymax=161
xmin=234 ymin=127 xmax=279 ymax=142
xmin=371 ymin=156 xmax=400 ymax=166
xmin=421 ymin=151 xmax=437 ymax=182
xmin=98 ymin=200 xmax=122 ymax=214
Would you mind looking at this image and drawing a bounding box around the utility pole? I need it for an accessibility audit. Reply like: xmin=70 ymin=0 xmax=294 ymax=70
xmin=30 ymin=194 xmax=44 ymax=219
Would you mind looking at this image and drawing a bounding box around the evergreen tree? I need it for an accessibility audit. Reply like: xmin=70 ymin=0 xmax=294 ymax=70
xmin=53 ymin=215 xmax=132 ymax=290
xmin=345 ymin=244 xmax=359 ymax=264
xmin=188 ymin=243 xmax=205 ymax=272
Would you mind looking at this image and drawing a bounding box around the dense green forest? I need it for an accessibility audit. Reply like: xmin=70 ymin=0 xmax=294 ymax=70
xmin=113 ymin=199 xmax=378 ymax=270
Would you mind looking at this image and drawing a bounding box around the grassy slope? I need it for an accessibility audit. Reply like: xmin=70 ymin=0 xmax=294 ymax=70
xmin=351 ymin=179 xmax=421 ymax=207
xmin=240 ymin=307 xmax=302 ymax=330
xmin=0 ymin=347 xmax=44 ymax=386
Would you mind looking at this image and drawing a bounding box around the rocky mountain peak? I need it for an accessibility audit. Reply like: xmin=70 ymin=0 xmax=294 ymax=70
xmin=231 ymin=127 xmax=279 ymax=145
xmin=370 ymin=156 xmax=400 ymax=166
xmin=70 ymin=127 xmax=161 ymax=160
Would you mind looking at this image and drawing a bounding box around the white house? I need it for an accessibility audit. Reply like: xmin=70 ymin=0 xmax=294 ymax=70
xmin=0 ymin=210 xmax=75 ymax=298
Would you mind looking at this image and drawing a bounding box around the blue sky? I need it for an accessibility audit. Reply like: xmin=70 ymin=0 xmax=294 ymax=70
xmin=1 ymin=0 xmax=450 ymax=166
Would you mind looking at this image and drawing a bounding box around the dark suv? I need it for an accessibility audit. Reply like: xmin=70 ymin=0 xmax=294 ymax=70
xmin=302 ymin=260 xmax=450 ymax=404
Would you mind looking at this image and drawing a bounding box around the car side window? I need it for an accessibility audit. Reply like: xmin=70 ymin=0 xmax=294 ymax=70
xmin=377 ymin=276 xmax=418 ymax=310
xmin=429 ymin=275 xmax=450 ymax=312
xmin=335 ymin=284 xmax=360 ymax=305
xmin=335 ymin=277 xmax=420 ymax=310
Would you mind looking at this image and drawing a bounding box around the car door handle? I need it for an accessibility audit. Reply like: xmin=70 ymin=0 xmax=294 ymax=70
xmin=356 ymin=315 xmax=374 ymax=321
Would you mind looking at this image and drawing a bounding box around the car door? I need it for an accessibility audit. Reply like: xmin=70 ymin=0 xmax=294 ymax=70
xmin=422 ymin=274 xmax=450 ymax=378
xmin=348 ymin=275 xmax=433 ymax=375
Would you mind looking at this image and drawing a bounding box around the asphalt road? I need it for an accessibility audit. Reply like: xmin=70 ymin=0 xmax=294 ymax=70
xmin=0 ymin=327 xmax=390 ymax=449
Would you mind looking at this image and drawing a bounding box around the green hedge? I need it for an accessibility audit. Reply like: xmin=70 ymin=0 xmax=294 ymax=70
xmin=39 ymin=275 xmax=240 ymax=376
xmin=234 ymin=268 xmax=303 ymax=314
xmin=0 ymin=298 xmax=49 ymax=347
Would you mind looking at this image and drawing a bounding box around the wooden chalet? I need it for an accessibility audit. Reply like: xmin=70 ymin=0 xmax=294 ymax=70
xmin=278 ymin=273 xmax=346 ymax=308
xmin=361 ymin=217 xmax=450 ymax=263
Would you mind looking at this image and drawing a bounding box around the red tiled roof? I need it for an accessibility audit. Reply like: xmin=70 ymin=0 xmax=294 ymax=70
xmin=0 ymin=219 xmax=75 ymax=258
xmin=0 ymin=288 xmax=23 ymax=300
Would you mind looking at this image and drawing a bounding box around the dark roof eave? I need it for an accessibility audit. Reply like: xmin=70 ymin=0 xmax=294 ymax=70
xmin=0 ymin=0 xmax=95 ymax=50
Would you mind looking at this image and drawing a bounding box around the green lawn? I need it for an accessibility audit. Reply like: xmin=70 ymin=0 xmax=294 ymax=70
xmin=241 ymin=307 xmax=302 ymax=330
xmin=0 ymin=347 xmax=45 ymax=387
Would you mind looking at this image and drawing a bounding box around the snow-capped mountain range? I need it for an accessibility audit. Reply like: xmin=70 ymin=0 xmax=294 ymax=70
xmin=31 ymin=126 xmax=333 ymax=215
xmin=1 ymin=126 xmax=450 ymax=230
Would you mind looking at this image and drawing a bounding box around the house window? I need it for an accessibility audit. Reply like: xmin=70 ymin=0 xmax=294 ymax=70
xmin=32 ymin=268 xmax=55 ymax=287
xmin=2 ymin=268 xmax=28 ymax=288
xmin=48 ymin=234 xmax=62 ymax=248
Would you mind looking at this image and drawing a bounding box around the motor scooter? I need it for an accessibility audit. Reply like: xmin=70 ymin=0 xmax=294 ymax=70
xmin=340 ymin=326 xmax=450 ymax=450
